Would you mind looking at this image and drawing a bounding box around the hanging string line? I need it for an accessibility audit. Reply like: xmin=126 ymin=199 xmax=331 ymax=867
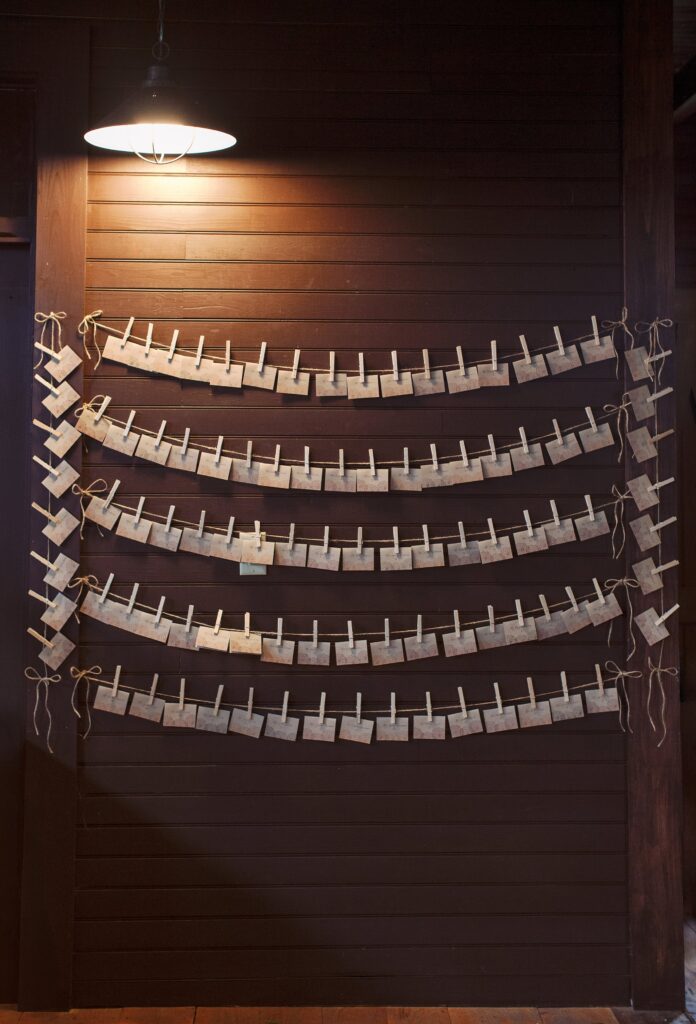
xmin=24 ymin=667 xmax=60 ymax=753
xmin=33 ymin=311 xmax=66 ymax=370
xmin=77 ymin=310 xmax=104 ymax=368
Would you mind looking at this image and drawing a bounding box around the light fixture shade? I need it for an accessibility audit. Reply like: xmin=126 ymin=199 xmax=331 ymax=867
xmin=84 ymin=64 xmax=236 ymax=160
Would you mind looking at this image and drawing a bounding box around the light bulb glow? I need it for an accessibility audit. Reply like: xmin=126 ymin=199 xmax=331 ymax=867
xmin=84 ymin=122 xmax=236 ymax=161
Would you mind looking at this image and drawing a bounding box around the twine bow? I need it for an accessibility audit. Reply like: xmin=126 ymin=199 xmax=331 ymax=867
xmin=604 ymin=576 xmax=640 ymax=661
xmin=71 ymin=478 xmax=108 ymax=538
xmin=33 ymin=311 xmax=66 ymax=369
xmin=24 ymin=666 xmax=61 ymax=753
xmin=77 ymin=310 xmax=104 ymax=368
xmin=604 ymin=659 xmax=642 ymax=734
xmin=67 ymin=574 xmax=99 ymax=619
xmin=602 ymin=306 xmax=634 ymax=377
xmin=647 ymin=657 xmax=679 ymax=747
xmin=610 ymin=484 xmax=630 ymax=560
xmin=69 ymin=665 xmax=102 ymax=738
xmin=602 ymin=394 xmax=632 ymax=463
xmin=635 ymin=317 xmax=673 ymax=387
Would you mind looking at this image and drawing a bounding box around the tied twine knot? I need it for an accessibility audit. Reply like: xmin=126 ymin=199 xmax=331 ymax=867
xmin=71 ymin=478 xmax=108 ymax=538
xmin=604 ymin=659 xmax=642 ymax=734
xmin=77 ymin=310 xmax=104 ymax=368
xmin=603 ymin=394 xmax=632 ymax=463
xmin=647 ymin=657 xmax=679 ymax=747
xmin=604 ymin=576 xmax=640 ymax=662
xmin=33 ymin=311 xmax=66 ymax=369
xmin=69 ymin=665 xmax=102 ymax=738
xmin=602 ymin=307 xmax=634 ymax=375
xmin=636 ymin=317 xmax=673 ymax=387
xmin=610 ymin=483 xmax=631 ymax=560
xmin=24 ymin=666 xmax=61 ymax=753
xmin=67 ymin=574 xmax=100 ymax=619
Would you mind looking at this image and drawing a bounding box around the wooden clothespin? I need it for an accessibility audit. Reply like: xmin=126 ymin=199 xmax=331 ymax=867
xmin=120 ymin=316 xmax=135 ymax=349
xmin=519 ymin=334 xmax=532 ymax=364
xmin=258 ymin=341 xmax=267 ymax=374
xmin=99 ymin=572 xmax=114 ymax=604
xmin=126 ymin=583 xmax=139 ymax=616
xmin=213 ymin=609 xmax=223 ymax=635
xmin=181 ymin=427 xmax=191 ymax=456
xmin=144 ymin=323 xmax=154 ymax=355
xmin=195 ymin=335 xmax=205 ymax=368
xmin=167 ymin=329 xmax=179 ymax=362
xmin=553 ymin=325 xmax=565 ymax=354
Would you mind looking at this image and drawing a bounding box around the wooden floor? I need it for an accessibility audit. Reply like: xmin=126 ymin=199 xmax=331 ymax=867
xmin=3 ymin=920 xmax=696 ymax=1024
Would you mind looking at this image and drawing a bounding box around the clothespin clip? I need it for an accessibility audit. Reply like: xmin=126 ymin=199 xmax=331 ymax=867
xmin=560 ymin=671 xmax=570 ymax=703
xmin=244 ymin=612 xmax=251 ymax=638
xmin=649 ymin=514 xmax=678 ymax=536
xmin=27 ymin=627 xmax=52 ymax=647
xmin=415 ymin=614 xmax=423 ymax=644
xmin=594 ymin=663 xmax=605 ymax=695
xmin=195 ymin=335 xmax=205 ymax=368
xmin=111 ymin=665 xmax=122 ymax=697
xmin=457 ymin=522 xmax=467 ymax=550
xmin=393 ymin=526 xmax=400 ymax=556
xmin=120 ymin=316 xmax=135 ymax=349
xmin=258 ymin=341 xmax=267 ymax=374
xmin=280 ymin=690 xmax=289 ymax=724
xmin=519 ymin=334 xmax=532 ymax=364
xmin=224 ymin=339 xmax=232 ymax=372
xmin=591 ymin=315 xmax=601 ymax=346
xmin=356 ymin=527 xmax=363 ymax=555
xmin=549 ymin=499 xmax=561 ymax=526
xmin=391 ymin=350 xmax=400 ymax=381
xmin=459 ymin=440 xmax=469 ymax=467
xmin=304 ymin=445 xmax=311 ymax=477
xmin=585 ymin=406 xmax=600 ymax=435
xmin=273 ymin=444 xmax=281 ymax=476
xmin=94 ymin=396 xmax=111 ymax=423
xmin=329 ymin=351 xmax=336 ymax=383
xmin=565 ymin=586 xmax=579 ymax=613
xmin=488 ymin=604 xmax=496 ymax=634
xmin=167 ymin=329 xmax=179 ymax=362
xmin=425 ymin=691 xmax=433 ymax=722
xmin=154 ymin=420 xmax=167 ymax=450
xmin=213 ymin=609 xmax=223 ymax=636
xmin=291 ymin=349 xmax=301 ymax=380
xmin=457 ymin=686 xmax=468 ymax=718
xmin=212 ymin=684 xmax=224 ymax=718
xmin=148 ymin=673 xmax=159 ymax=705
xmin=592 ymin=578 xmax=605 ymax=605
xmin=430 ymin=443 xmax=439 ymax=472
xmin=33 ymin=455 xmax=59 ymax=478
xmin=584 ymin=494 xmax=595 ymax=521
xmin=99 ymin=572 xmax=114 ymax=604
xmin=35 ymin=373 xmax=60 ymax=397
xmin=28 ymin=589 xmax=55 ymax=608
xmin=355 ymin=692 xmax=362 ymax=724
xmin=452 ymin=609 xmax=461 ymax=637
xmin=184 ymin=605 xmax=194 ymax=635
xmin=254 ymin=520 xmax=262 ymax=549
xmin=224 ymin=516 xmax=235 ymax=544
xmin=519 ymin=427 xmax=530 ymax=453
xmin=338 ymin=449 xmax=345 ymax=478
xmin=323 ymin=526 xmax=330 ymax=555
xmin=490 ymin=339 xmax=498 ymax=372
xmin=421 ymin=525 xmax=430 ymax=553
xmin=276 ymin=617 xmax=283 ymax=647
xmin=144 ymin=323 xmax=154 ymax=356
xmin=493 ymin=681 xmax=504 ymax=715
xmin=648 ymin=476 xmax=675 ymax=495
xmin=287 ymin=523 xmax=296 ymax=552
xmin=181 ymin=427 xmax=191 ymax=457
xmin=347 ymin=620 xmax=355 ymax=649
xmin=515 ymin=599 xmax=525 ymax=626
xmin=126 ymin=583 xmax=139 ymax=616
xmin=213 ymin=435 xmax=224 ymax=465
xmin=403 ymin=447 xmax=410 ymax=474
xmin=246 ymin=686 xmax=254 ymax=719
xmin=553 ymin=325 xmax=565 ymax=354
xmin=539 ymin=594 xmax=551 ymax=621
xmin=488 ymin=434 xmax=497 ymax=463
xmin=651 ymin=558 xmax=680 ymax=577
xmin=422 ymin=348 xmax=432 ymax=380
xmin=31 ymin=502 xmax=57 ymax=524
xmin=526 ymin=677 xmax=537 ymax=708
xmin=121 ymin=409 xmax=136 ymax=441
xmin=318 ymin=692 xmax=326 ymax=725
xmin=133 ymin=496 xmax=146 ymax=526
xmin=178 ymin=678 xmax=186 ymax=711
xmin=368 ymin=448 xmax=377 ymax=478
xmin=245 ymin=440 xmax=253 ymax=468
xmin=523 ymin=510 xmax=534 ymax=537
xmin=358 ymin=352 xmax=366 ymax=383
xmin=164 ymin=505 xmax=176 ymax=533
xmin=487 ymin=518 xmax=498 ymax=546
xmin=390 ymin=692 xmax=397 ymax=725
xmin=32 ymin=418 xmax=59 ymax=438
xmin=312 ymin=620 xmax=319 ymax=648
xmin=196 ymin=510 xmax=206 ymax=538
xmin=552 ymin=419 xmax=564 ymax=446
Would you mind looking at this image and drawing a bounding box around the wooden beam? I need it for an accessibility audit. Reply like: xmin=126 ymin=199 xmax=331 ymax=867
xmin=623 ymin=0 xmax=684 ymax=1010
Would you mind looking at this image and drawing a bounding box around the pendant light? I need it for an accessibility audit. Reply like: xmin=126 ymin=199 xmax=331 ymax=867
xmin=84 ymin=0 xmax=236 ymax=163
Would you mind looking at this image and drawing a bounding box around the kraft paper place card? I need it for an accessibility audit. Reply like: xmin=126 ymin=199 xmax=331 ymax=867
xmin=446 ymin=364 xmax=480 ymax=393
xmin=163 ymin=700 xmax=198 ymax=729
xmin=579 ymin=422 xmax=614 ymax=453
xmin=198 ymin=451 xmax=233 ymax=481
xmin=545 ymin=431 xmax=582 ymax=465
xmin=376 ymin=716 xmax=409 ymax=741
xmin=196 ymin=625 xmax=232 ymax=652
xmin=543 ymin=518 xmax=577 ymax=547
xmin=513 ymin=525 xmax=549 ymax=556
xmin=115 ymin=511 xmax=152 ymax=544
xmin=412 ymin=713 xmax=447 ymax=740
xmin=209 ymin=532 xmax=243 ymax=561
xmin=204 ymin=359 xmax=244 ymax=389
xmin=517 ymin=699 xmax=552 ymax=729
xmin=585 ymin=592 xmax=622 ymax=626
xmin=447 ymin=539 xmax=482 ymax=566
xmin=40 ymin=592 xmax=77 ymax=632
xmin=412 ymin=542 xmax=445 ymax=569
xmin=412 ymin=368 xmax=446 ymax=396
xmin=369 ymin=636 xmax=405 ymax=665
xmin=478 ymin=536 xmax=514 ymax=564
xmin=585 ymin=686 xmax=620 ymax=714
xmin=580 ymin=332 xmax=616 ymax=364
xmin=303 ymin=714 xmax=338 ymax=742
xmin=166 ymin=439 xmax=200 ymax=473
xmin=93 ymin=683 xmax=130 ymax=716
xmin=240 ymin=534 xmax=276 ymax=566
xmin=228 ymin=629 xmax=263 ymax=655
xmin=290 ymin=465 xmax=324 ymax=490
xmin=334 ymin=638 xmax=369 ymax=666
xmin=126 ymin=608 xmax=172 ymax=644
xmin=546 ymin=343 xmax=581 ymax=375
xmin=379 ymin=369 xmax=414 ymax=398
xmin=403 ymin=632 xmax=439 ymax=661
xmin=258 ymin=461 xmax=292 ymax=489
xmin=131 ymin=346 xmax=169 ymax=375
xmin=635 ymin=606 xmax=674 ymax=646
xmin=129 ymin=690 xmax=166 ymax=723
xmin=575 ymin=510 xmax=610 ymax=541
xmin=479 ymin=452 xmax=513 ymax=478
xmin=243 ymin=361 xmax=278 ymax=390
xmin=550 ymin=693 xmax=585 ymax=722
xmin=503 ymin=616 xmax=538 ymax=645
xmin=442 ymin=627 xmax=477 ymax=658
xmin=230 ymin=457 xmax=261 ymax=486
xmin=44 ymin=344 xmax=81 ymax=383
xmin=534 ymin=609 xmax=569 ymax=639
xmin=625 ymin=345 xmax=652 ymax=381
xmin=306 ymin=543 xmax=341 ymax=571
xmin=513 ymin=353 xmax=548 ymax=383
xmin=448 ymin=707 xmax=483 ymax=737
xmin=42 ymin=379 xmax=80 ymax=418
xmin=510 ymin=442 xmax=545 ymax=472
xmin=43 ymin=552 xmax=79 ymax=592
xmin=475 ymin=622 xmax=507 ymax=650
xmin=380 ymin=546 xmax=413 ymax=571
xmin=276 ymin=368 xmax=311 ymax=396
xmin=39 ymin=631 xmax=75 ymax=671
xmin=229 ymin=707 xmax=265 ymax=738
xmin=44 ymin=420 xmax=81 ymax=460
xmin=390 ymin=466 xmax=422 ymax=491
xmin=149 ymin=520 xmax=183 ymax=552
xmin=297 ymin=635 xmax=332 ymax=665
xmin=178 ymin=354 xmax=215 ymax=384
xmin=101 ymin=334 xmax=136 ymax=366
xmin=324 ymin=466 xmax=358 ymax=492
xmin=315 ymin=372 xmax=348 ymax=398
xmin=167 ymin=621 xmax=200 ymax=650
xmin=342 ymin=546 xmax=375 ymax=571
xmin=261 ymin=637 xmax=296 ymax=664
xmin=561 ymin=601 xmax=592 ymax=634
xmin=42 ymin=506 xmax=80 ymax=546
xmin=103 ymin=421 xmax=139 ymax=457
xmin=627 ymin=473 xmax=660 ymax=511
xmin=76 ymin=406 xmax=110 ymax=442
xmin=135 ymin=433 xmax=172 ymax=466
xmin=264 ymin=710 xmax=300 ymax=741
xmin=179 ymin=525 xmax=213 ymax=557
xmin=339 ymin=715 xmax=374 ymax=744
xmin=274 ymin=539 xmax=309 ymax=567
xmin=196 ymin=704 xmax=231 ymax=734
xmin=346 ymin=374 xmax=380 ymax=400
xmin=41 ymin=460 xmax=80 ymax=499
xmin=483 ymin=705 xmax=519 ymax=733
xmin=627 ymin=426 xmax=662 ymax=462
xmin=477 ymin=363 xmax=510 ymax=387
xmin=356 ymin=467 xmax=389 ymax=492
xmin=633 ymin=556 xmax=664 ymax=595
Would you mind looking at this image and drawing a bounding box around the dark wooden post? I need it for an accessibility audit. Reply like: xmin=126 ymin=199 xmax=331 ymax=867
xmin=623 ymin=0 xmax=684 ymax=1009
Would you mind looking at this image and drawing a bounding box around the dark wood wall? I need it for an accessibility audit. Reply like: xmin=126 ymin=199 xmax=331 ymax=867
xmin=74 ymin=0 xmax=630 ymax=1007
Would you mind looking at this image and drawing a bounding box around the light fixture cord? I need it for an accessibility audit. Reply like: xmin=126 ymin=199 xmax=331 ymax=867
xmin=153 ymin=0 xmax=169 ymax=61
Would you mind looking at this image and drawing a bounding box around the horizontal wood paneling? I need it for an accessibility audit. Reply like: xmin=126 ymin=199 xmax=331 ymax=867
xmin=76 ymin=0 xmax=628 ymax=1007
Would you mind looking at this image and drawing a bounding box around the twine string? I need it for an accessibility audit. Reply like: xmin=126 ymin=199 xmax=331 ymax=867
xmin=604 ymin=577 xmax=640 ymax=661
xmin=602 ymin=395 xmax=631 ymax=463
xmin=647 ymin=657 xmax=678 ymax=747
xmin=636 ymin=317 xmax=673 ymax=387
xmin=602 ymin=306 xmax=634 ymax=359
xmin=77 ymin=310 xmax=104 ymax=368
xmin=71 ymin=478 xmax=108 ymax=538
xmin=610 ymin=484 xmax=630 ymax=560
xmin=604 ymin=660 xmax=641 ymax=734
xmin=69 ymin=665 xmax=102 ymax=739
xmin=24 ymin=667 xmax=60 ymax=753
xmin=33 ymin=311 xmax=66 ymax=369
